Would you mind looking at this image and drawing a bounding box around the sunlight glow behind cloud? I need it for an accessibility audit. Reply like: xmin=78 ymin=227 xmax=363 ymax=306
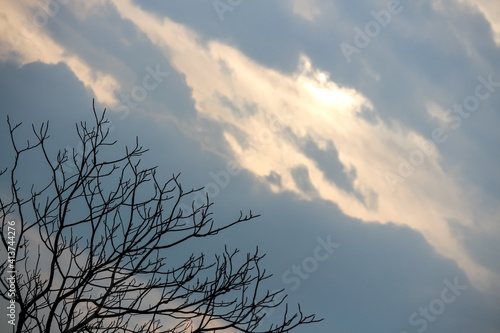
xmin=110 ymin=0 xmax=499 ymax=292
xmin=0 ymin=0 xmax=497 ymax=293
xmin=1 ymin=1 xmax=500 ymax=332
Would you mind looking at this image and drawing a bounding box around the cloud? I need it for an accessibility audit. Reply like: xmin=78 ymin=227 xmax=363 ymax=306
xmin=426 ymin=100 xmax=451 ymax=126
xmin=109 ymin=0 xmax=500 ymax=293
xmin=290 ymin=165 xmax=319 ymax=197
xmin=0 ymin=0 xmax=498 ymax=296
xmin=1 ymin=40 xmax=499 ymax=332
xmin=427 ymin=0 xmax=500 ymax=47
xmin=0 ymin=0 xmax=120 ymax=105
xmin=290 ymin=0 xmax=323 ymax=22
xmin=457 ymin=0 xmax=500 ymax=45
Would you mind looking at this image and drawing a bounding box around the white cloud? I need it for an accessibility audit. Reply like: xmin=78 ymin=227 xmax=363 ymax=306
xmin=111 ymin=0 xmax=500 ymax=292
xmin=426 ymin=100 xmax=450 ymax=125
xmin=1 ymin=0 xmax=497 ymax=294
xmin=460 ymin=0 xmax=500 ymax=45
xmin=432 ymin=0 xmax=500 ymax=46
xmin=0 ymin=0 xmax=120 ymax=105
xmin=290 ymin=0 xmax=323 ymax=21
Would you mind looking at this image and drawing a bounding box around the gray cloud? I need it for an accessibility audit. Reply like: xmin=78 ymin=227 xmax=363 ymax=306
xmin=1 ymin=1 xmax=499 ymax=332
xmin=291 ymin=165 xmax=318 ymax=197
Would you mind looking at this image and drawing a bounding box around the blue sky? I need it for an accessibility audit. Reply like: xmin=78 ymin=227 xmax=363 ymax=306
xmin=0 ymin=0 xmax=499 ymax=332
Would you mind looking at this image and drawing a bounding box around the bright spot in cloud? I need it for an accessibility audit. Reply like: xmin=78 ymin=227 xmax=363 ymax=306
xmin=290 ymin=0 xmax=323 ymax=21
xmin=426 ymin=100 xmax=450 ymax=126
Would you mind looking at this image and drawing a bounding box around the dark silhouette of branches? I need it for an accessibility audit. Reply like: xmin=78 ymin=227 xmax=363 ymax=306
xmin=0 ymin=101 xmax=320 ymax=333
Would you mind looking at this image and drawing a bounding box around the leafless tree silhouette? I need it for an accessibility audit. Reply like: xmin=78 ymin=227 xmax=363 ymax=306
xmin=0 ymin=102 xmax=320 ymax=333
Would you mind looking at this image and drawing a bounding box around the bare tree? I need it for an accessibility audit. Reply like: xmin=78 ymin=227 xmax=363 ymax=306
xmin=0 ymin=102 xmax=320 ymax=333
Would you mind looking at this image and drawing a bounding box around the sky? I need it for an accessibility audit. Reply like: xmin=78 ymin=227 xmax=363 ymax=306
xmin=0 ymin=0 xmax=499 ymax=332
